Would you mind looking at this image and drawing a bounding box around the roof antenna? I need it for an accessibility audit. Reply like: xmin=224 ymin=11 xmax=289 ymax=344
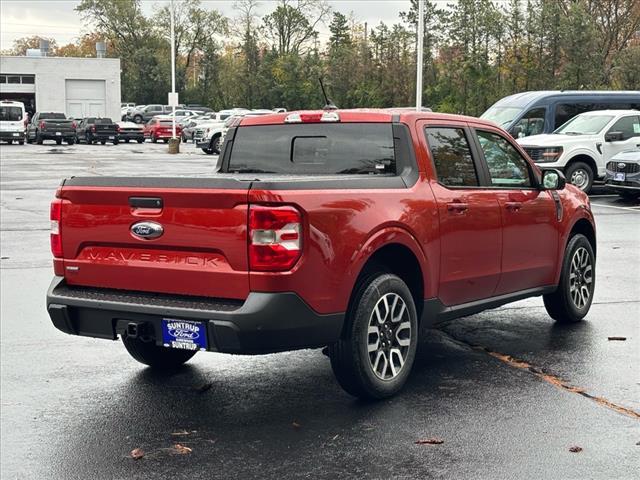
xmin=319 ymin=78 xmax=338 ymax=111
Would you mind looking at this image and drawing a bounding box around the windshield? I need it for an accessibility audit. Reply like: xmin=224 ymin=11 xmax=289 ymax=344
xmin=227 ymin=123 xmax=396 ymax=175
xmin=555 ymin=115 xmax=614 ymax=135
xmin=0 ymin=106 xmax=23 ymax=121
xmin=480 ymin=107 xmax=523 ymax=127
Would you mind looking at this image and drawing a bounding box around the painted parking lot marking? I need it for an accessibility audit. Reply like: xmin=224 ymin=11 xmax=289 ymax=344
xmin=590 ymin=202 xmax=640 ymax=212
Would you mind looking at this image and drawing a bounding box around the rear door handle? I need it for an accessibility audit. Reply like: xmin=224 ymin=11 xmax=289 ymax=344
xmin=505 ymin=201 xmax=522 ymax=212
xmin=447 ymin=202 xmax=468 ymax=213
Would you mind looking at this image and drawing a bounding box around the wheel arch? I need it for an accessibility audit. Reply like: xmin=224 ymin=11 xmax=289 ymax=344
xmin=569 ymin=217 xmax=596 ymax=256
xmin=344 ymin=233 xmax=428 ymax=335
xmin=566 ymin=154 xmax=598 ymax=178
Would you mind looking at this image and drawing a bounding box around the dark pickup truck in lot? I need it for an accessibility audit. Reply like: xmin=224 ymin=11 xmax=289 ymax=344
xmin=46 ymin=109 xmax=597 ymax=399
xmin=26 ymin=112 xmax=76 ymax=145
xmin=75 ymin=117 xmax=119 ymax=145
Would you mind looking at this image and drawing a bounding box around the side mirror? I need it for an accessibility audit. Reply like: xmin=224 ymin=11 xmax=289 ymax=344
xmin=605 ymin=131 xmax=624 ymax=142
xmin=541 ymin=169 xmax=566 ymax=190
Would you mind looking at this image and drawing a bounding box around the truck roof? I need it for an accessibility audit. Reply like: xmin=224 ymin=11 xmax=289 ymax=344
xmin=239 ymin=108 xmax=488 ymax=127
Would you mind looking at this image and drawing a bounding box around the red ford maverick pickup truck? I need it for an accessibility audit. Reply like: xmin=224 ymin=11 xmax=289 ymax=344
xmin=46 ymin=109 xmax=596 ymax=399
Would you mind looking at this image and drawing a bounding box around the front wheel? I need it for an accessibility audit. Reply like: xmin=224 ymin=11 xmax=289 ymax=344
xmin=328 ymin=273 xmax=418 ymax=400
xmin=543 ymin=234 xmax=595 ymax=323
xmin=211 ymin=134 xmax=222 ymax=154
xmin=122 ymin=335 xmax=197 ymax=369
xmin=565 ymin=162 xmax=594 ymax=193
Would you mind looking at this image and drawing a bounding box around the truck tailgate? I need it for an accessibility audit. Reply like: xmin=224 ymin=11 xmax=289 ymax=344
xmin=58 ymin=177 xmax=250 ymax=299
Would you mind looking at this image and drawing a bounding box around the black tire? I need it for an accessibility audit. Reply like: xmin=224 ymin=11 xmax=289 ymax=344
xmin=152 ymin=136 xmax=157 ymax=143
xmin=113 ymin=139 xmax=119 ymax=145
xmin=133 ymin=115 xmax=143 ymax=124
xmin=328 ymin=273 xmax=418 ymax=400
xmin=211 ymin=134 xmax=222 ymax=154
xmin=122 ymin=335 xmax=196 ymax=369
xmin=100 ymin=140 xmax=106 ymax=145
xmin=55 ymin=138 xmax=62 ymax=145
xmin=163 ymin=138 xmax=168 ymax=143
xmin=26 ymin=135 xmax=32 ymax=144
xmin=565 ymin=161 xmax=594 ymax=193
xmin=543 ymin=234 xmax=595 ymax=323
xmin=202 ymin=147 xmax=214 ymax=154
xmin=125 ymin=139 xmax=130 ymax=143
xmin=67 ymin=138 xmax=75 ymax=145
xmin=36 ymin=133 xmax=43 ymax=145
xmin=137 ymin=139 xmax=144 ymax=144
xmin=6 ymin=140 xmax=12 ymax=145
xmin=18 ymin=140 xmax=24 ymax=145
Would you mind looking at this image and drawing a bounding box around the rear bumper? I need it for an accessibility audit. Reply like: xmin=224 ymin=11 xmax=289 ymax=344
xmin=0 ymin=131 xmax=25 ymax=141
xmin=40 ymin=131 xmax=74 ymax=139
xmin=46 ymin=276 xmax=344 ymax=354
xmin=119 ymin=132 xmax=144 ymax=140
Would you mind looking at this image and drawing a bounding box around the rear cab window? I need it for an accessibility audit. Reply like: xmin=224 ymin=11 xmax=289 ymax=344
xmin=226 ymin=123 xmax=396 ymax=175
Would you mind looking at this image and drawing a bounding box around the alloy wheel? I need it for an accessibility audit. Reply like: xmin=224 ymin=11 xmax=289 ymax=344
xmin=569 ymin=246 xmax=593 ymax=309
xmin=367 ymin=293 xmax=412 ymax=380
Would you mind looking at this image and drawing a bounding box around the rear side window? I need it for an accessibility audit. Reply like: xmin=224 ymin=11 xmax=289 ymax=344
xmin=228 ymin=123 xmax=396 ymax=175
xmin=425 ymin=127 xmax=478 ymax=187
xmin=554 ymin=103 xmax=593 ymax=129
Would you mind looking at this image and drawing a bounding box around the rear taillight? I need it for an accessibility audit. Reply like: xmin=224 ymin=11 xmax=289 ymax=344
xmin=50 ymin=198 xmax=63 ymax=258
xmin=71 ymin=121 xmax=77 ymax=129
xmin=116 ymin=124 xmax=121 ymax=133
xmin=91 ymin=125 xmax=96 ymax=132
xmin=39 ymin=121 xmax=46 ymax=129
xmin=249 ymin=205 xmax=302 ymax=271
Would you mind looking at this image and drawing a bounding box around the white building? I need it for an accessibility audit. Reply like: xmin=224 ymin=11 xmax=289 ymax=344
xmin=0 ymin=54 xmax=121 ymax=120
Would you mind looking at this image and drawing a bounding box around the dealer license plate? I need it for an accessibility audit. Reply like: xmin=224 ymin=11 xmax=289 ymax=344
xmin=109 ymin=136 xmax=115 ymax=139
xmin=162 ymin=319 xmax=207 ymax=351
xmin=55 ymin=131 xmax=61 ymax=136
xmin=614 ymin=172 xmax=626 ymax=181
xmin=12 ymin=133 xmax=19 ymax=137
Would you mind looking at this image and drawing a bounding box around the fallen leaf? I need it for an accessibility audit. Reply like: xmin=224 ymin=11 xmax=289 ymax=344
xmin=292 ymin=421 xmax=301 ymax=429
xmin=195 ymin=382 xmax=213 ymax=393
xmin=569 ymin=446 xmax=583 ymax=453
xmin=172 ymin=443 xmax=193 ymax=455
xmin=607 ymin=336 xmax=627 ymax=341
xmin=130 ymin=448 xmax=145 ymax=460
xmin=415 ymin=438 xmax=444 ymax=445
xmin=171 ymin=430 xmax=190 ymax=436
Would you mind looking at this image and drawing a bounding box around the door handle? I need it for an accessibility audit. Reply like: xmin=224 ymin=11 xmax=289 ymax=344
xmin=505 ymin=201 xmax=522 ymax=212
xmin=447 ymin=202 xmax=468 ymax=213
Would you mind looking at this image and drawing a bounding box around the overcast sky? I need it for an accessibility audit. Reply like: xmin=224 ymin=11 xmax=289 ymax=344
xmin=0 ymin=0 xmax=420 ymax=51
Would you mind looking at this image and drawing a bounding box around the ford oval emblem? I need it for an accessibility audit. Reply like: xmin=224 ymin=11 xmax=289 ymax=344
xmin=617 ymin=163 xmax=626 ymax=169
xmin=130 ymin=221 xmax=164 ymax=240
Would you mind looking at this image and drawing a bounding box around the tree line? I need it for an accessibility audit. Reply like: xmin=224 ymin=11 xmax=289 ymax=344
xmin=4 ymin=0 xmax=640 ymax=116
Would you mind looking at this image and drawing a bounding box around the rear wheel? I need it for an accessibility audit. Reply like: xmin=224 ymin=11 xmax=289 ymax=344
xmin=55 ymin=138 xmax=62 ymax=145
xmin=163 ymin=138 xmax=168 ymax=143
xmin=100 ymin=140 xmax=106 ymax=145
xmin=211 ymin=134 xmax=222 ymax=154
xmin=18 ymin=140 xmax=24 ymax=145
xmin=543 ymin=234 xmax=595 ymax=323
xmin=137 ymin=138 xmax=144 ymax=143
xmin=328 ymin=273 xmax=418 ymax=400
xmin=36 ymin=133 xmax=43 ymax=145
xmin=124 ymin=139 xmax=130 ymax=143
xmin=565 ymin=161 xmax=594 ymax=193
xmin=113 ymin=139 xmax=119 ymax=145
xmin=152 ymin=135 xmax=157 ymax=143
xmin=122 ymin=335 xmax=196 ymax=369
xmin=133 ymin=115 xmax=143 ymax=124
xmin=66 ymin=138 xmax=75 ymax=145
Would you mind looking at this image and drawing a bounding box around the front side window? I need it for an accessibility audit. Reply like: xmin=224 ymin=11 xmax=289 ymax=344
xmin=607 ymin=116 xmax=640 ymax=140
xmin=477 ymin=130 xmax=532 ymax=188
xmin=512 ymin=107 xmax=546 ymax=138
xmin=425 ymin=127 xmax=478 ymax=187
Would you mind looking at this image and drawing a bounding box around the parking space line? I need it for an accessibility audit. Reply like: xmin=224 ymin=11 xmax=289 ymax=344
xmin=590 ymin=202 xmax=640 ymax=212
xmin=443 ymin=332 xmax=640 ymax=420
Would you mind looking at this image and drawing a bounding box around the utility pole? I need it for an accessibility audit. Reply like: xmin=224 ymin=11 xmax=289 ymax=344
xmin=415 ymin=0 xmax=424 ymax=111
xmin=170 ymin=0 xmax=177 ymax=139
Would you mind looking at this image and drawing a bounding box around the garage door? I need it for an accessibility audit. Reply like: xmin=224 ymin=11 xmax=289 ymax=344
xmin=65 ymin=80 xmax=105 ymax=118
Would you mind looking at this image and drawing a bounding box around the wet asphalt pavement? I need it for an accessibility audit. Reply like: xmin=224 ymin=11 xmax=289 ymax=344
xmin=1 ymin=142 xmax=639 ymax=480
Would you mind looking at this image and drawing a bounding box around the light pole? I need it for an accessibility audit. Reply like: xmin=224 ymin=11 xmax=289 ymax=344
xmin=416 ymin=0 xmax=424 ymax=111
xmin=170 ymin=0 xmax=176 ymax=139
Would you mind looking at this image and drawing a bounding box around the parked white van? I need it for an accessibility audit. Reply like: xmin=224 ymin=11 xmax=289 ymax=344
xmin=0 ymin=100 xmax=26 ymax=144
